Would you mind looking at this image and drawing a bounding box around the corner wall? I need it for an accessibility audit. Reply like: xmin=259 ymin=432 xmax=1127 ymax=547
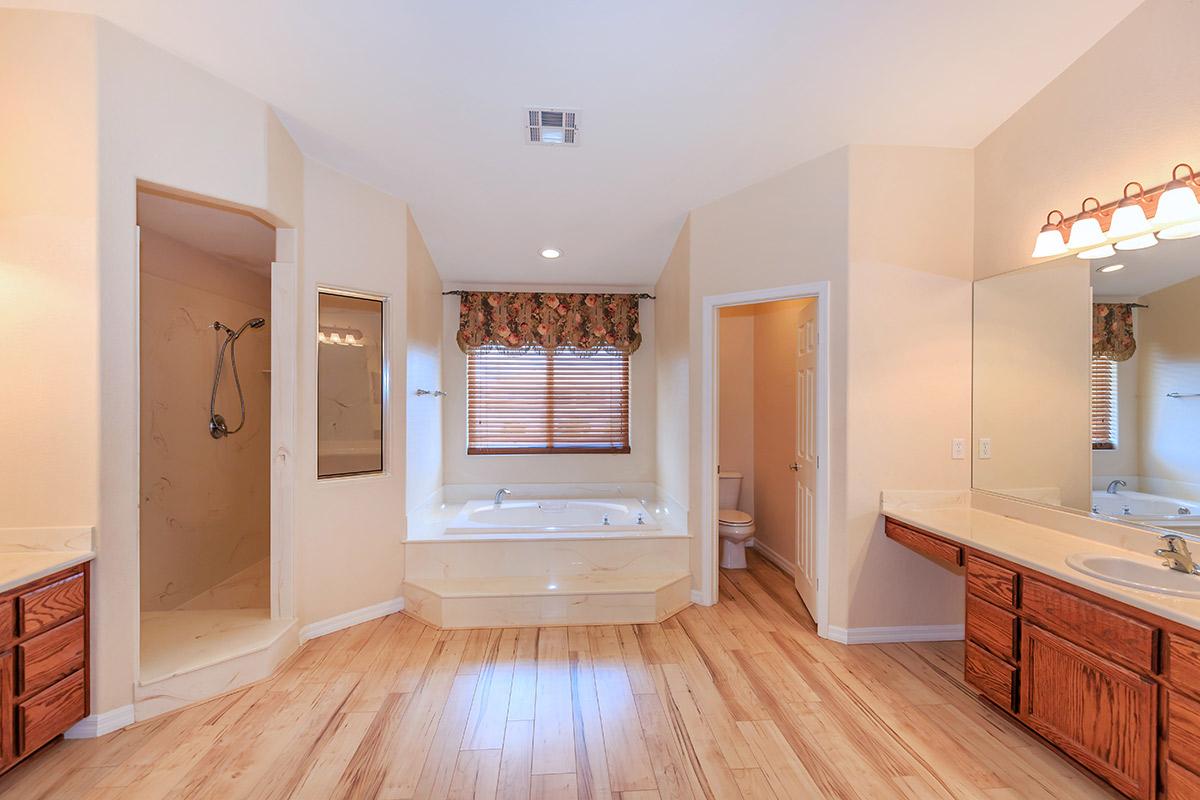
xmin=406 ymin=210 xmax=444 ymax=510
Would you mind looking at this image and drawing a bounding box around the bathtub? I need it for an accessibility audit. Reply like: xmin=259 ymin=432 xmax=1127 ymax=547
xmin=444 ymin=498 xmax=660 ymax=535
xmin=1091 ymin=490 xmax=1200 ymax=526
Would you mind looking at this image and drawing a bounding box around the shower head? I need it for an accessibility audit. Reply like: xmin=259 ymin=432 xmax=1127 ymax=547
xmin=249 ymin=317 xmax=266 ymax=329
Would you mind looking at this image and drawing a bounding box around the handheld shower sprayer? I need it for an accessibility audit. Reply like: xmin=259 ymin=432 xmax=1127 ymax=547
xmin=209 ymin=317 xmax=266 ymax=439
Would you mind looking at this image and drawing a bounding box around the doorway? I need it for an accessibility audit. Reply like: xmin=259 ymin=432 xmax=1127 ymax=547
xmin=701 ymin=283 xmax=829 ymax=635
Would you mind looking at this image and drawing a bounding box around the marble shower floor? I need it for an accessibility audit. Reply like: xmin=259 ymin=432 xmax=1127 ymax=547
xmin=139 ymin=608 xmax=293 ymax=685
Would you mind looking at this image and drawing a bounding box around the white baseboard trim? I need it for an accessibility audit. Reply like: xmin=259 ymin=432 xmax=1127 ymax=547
xmin=299 ymin=596 xmax=406 ymax=643
xmin=750 ymin=541 xmax=795 ymax=576
xmin=826 ymin=624 xmax=964 ymax=645
xmin=690 ymin=589 xmax=708 ymax=606
xmin=65 ymin=704 xmax=136 ymax=739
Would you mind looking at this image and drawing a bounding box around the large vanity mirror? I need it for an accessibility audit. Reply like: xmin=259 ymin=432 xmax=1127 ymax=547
xmin=317 ymin=290 xmax=386 ymax=479
xmin=974 ymin=235 xmax=1200 ymax=532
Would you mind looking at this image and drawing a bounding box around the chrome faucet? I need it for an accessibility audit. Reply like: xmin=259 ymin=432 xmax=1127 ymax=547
xmin=493 ymin=488 xmax=512 ymax=507
xmin=1156 ymin=534 xmax=1199 ymax=574
xmin=1106 ymin=479 xmax=1127 ymax=494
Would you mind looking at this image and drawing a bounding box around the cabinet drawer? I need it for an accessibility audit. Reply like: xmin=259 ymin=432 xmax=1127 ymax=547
xmin=1168 ymin=759 xmax=1200 ymax=799
xmin=17 ymin=616 xmax=84 ymax=697
xmin=18 ymin=572 xmax=84 ymax=638
xmin=965 ymin=641 xmax=1017 ymax=713
xmin=17 ymin=669 xmax=85 ymax=757
xmin=1167 ymin=633 xmax=1200 ymax=699
xmin=966 ymin=596 xmax=1018 ymax=662
xmin=1022 ymin=578 xmax=1157 ymax=674
xmin=966 ymin=555 xmax=1018 ymax=608
xmin=1168 ymin=690 xmax=1200 ymax=776
xmin=884 ymin=520 xmax=962 ymax=568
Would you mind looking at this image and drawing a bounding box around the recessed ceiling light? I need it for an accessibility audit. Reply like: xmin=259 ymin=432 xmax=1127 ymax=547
xmin=540 ymin=248 xmax=562 ymax=259
xmin=1097 ymin=263 xmax=1126 ymax=273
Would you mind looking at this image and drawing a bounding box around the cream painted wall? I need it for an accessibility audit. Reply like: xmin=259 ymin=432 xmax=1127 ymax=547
xmin=405 ymin=210 xmax=443 ymax=510
xmin=1138 ymin=275 xmax=1200 ymax=500
xmin=973 ymin=259 xmax=1091 ymax=510
xmin=138 ymin=229 xmax=271 ymax=612
xmin=0 ymin=10 xmax=98 ymax=530
xmin=975 ymin=0 xmax=1200 ymax=279
xmin=666 ymin=145 xmax=974 ymax=630
xmin=717 ymin=308 xmax=755 ymax=516
xmin=440 ymin=291 xmax=657 ymax=487
xmin=296 ymin=159 xmax=407 ymax=625
xmin=656 ymin=221 xmax=691 ymax=509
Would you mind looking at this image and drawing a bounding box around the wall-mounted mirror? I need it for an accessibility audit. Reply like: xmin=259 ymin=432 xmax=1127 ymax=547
xmin=317 ymin=290 xmax=385 ymax=478
xmin=974 ymin=235 xmax=1200 ymax=533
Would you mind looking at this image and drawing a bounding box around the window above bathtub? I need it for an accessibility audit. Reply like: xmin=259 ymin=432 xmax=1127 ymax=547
xmin=466 ymin=345 xmax=630 ymax=455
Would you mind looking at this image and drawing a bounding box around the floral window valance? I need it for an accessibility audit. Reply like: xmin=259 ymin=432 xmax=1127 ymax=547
xmin=456 ymin=291 xmax=643 ymax=354
xmin=1093 ymin=303 xmax=1136 ymax=362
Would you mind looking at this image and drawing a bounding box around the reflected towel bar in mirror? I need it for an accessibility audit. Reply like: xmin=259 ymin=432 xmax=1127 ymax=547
xmin=415 ymin=388 xmax=447 ymax=397
xmin=1166 ymin=392 xmax=1200 ymax=398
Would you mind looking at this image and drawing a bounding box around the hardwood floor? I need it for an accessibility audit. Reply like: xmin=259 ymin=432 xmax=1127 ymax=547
xmin=0 ymin=552 xmax=1120 ymax=799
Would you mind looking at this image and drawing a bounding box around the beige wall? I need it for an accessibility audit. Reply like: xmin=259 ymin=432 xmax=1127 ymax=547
xmin=0 ymin=10 xmax=98 ymax=529
xmin=297 ymin=159 xmax=407 ymax=625
xmin=717 ymin=307 xmax=755 ymax=515
xmin=973 ymin=259 xmax=1091 ymax=509
xmin=440 ymin=291 xmax=657 ymax=487
xmin=1138 ymin=275 xmax=1200 ymax=500
xmin=975 ymin=0 xmax=1200 ymax=279
xmin=656 ymin=221 xmax=691 ymax=508
xmin=138 ymin=229 xmax=270 ymax=611
xmin=405 ymin=210 xmax=444 ymax=510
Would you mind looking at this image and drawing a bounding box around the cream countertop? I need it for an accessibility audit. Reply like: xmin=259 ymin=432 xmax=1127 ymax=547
xmin=0 ymin=526 xmax=95 ymax=594
xmin=882 ymin=502 xmax=1200 ymax=631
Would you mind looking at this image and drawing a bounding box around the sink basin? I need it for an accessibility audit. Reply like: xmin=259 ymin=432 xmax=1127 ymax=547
xmin=1066 ymin=552 xmax=1200 ymax=598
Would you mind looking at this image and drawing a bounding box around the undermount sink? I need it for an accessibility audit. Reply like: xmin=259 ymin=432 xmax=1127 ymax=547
xmin=1066 ymin=552 xmax=1200 ymax=598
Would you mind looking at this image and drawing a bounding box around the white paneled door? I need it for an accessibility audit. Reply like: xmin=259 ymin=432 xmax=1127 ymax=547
xmin=793 ymin=300 xmax=818 ymax=616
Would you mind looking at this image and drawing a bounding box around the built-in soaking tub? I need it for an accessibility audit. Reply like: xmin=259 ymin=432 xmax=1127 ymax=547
xmin=1092 ymin=490 xmax=1200 ymax=527
xmin=445 ymin=498 xmax=660 ymax=535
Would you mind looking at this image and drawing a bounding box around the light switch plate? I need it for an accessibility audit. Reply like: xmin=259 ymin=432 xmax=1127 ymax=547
xmin=951 ymin=438 xmax=966 ymax=460
xmin=979 ymin=438 xmax=992 ymax=459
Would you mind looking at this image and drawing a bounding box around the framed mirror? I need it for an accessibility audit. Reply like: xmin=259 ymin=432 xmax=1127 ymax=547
xmin=973 ymin=235 xmax=1200 ymax=533
xmin=317 ymin=290 xmax=386 ymax=478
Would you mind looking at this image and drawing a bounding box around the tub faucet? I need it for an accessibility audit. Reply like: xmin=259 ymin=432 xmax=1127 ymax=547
xmin=494 ymin=488 xmax=511 ymax=507
xmin=1107 ymin=479 xmax=1127 ymax=494
xmin=1157 ymin=534 xmax=1199 ymax=574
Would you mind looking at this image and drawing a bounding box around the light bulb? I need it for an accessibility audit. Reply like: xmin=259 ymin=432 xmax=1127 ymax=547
xmin=1114 ymin=233 xmax=1158 ymax=251
xmin=1153 ymin=183 xmax=1200 ymax=226
xmin=1031 ymin=228 xmax=1068 ymax=258
xmin=1066 ymin=216 xmax=1106 ymax=249
xmin=540 ymin=248 xmax=562 ymax=259
xmin=1107 ymin=203 xmax=1151 ymax=240
xmin=1077 ymin=244 xmax=1116 ymax=260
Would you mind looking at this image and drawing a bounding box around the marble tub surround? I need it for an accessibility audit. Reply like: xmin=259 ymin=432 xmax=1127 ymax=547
xmin=406 ymin=535 xmax=691 ymax=581
xmin=0 ymin=525 xmax=95 ymax=593
xmin=881 ymin=492 xmax=1200 ymax=629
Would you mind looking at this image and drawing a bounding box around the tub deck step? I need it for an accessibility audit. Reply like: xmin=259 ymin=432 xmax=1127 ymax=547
xmin=403 ymin=572 xmax=691 ymax=628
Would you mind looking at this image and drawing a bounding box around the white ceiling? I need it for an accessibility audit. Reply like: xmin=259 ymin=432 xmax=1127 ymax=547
xmin=10 ymin=1 xmax=1143 ymax=284
xmin=137 ymin=191 xmax=276 ymax=276
xmin=1092 ymin=235 xmax=1200 ymax=297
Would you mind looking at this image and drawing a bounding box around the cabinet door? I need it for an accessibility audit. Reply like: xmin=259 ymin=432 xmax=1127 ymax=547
xmin=0 ymin=650 xmax=11 ymax=769
xmin=1020 ymin=624 xmax=1156 ymax=800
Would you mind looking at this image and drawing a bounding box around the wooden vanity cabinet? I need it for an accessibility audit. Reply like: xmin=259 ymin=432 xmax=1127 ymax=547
xmin=0 ymin=563 xmax=89 ymax=775
xmin=884 ymin=516 xmax=1200 ymax=799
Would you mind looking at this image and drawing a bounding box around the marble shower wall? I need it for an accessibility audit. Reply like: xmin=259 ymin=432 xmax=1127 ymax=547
xmin=139 ymin=228 xmax=271 ymax=611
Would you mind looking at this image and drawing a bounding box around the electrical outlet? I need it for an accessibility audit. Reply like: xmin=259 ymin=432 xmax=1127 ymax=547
xmin=951 ymin=438 xmax=966 ymax=460
xmin=979 ymin=438 xmax=992 ymax=460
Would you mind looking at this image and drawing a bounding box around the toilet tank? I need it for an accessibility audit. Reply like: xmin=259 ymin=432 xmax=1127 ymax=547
xmin=718 ymin=472 xmax=743 ymax=509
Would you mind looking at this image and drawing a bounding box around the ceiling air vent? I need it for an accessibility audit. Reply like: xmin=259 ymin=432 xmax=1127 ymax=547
xmin=526 ymin=108 xmax=578 ymax=146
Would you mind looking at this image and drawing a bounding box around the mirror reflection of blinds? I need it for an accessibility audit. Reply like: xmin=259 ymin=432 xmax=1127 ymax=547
xmin=1091 ymin=356 xmax=1118 ymax=450
xmin=467 ymin=345 xmax=630 ymax=454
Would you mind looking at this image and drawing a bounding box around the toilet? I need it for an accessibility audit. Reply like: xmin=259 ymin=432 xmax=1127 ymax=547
xmin=718 ymin=471 xmax=756 ymax=569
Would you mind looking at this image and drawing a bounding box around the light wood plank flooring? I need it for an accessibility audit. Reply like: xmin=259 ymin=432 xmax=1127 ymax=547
xmin=0 ymin=552 xmax=1120 ymax=799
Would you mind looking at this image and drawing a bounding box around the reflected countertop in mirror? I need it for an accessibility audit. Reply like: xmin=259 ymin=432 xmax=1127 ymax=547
xmin=973 ymin=233 xmax=1200 ymax=535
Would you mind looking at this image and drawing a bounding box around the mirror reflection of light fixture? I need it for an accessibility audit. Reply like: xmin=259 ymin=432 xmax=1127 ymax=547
xmin=1114 ymin=232 xmax=1158 ymax=251
xmin=1152 ymin=164 xmax=1200 ymax=227
xmin=1077 ymin=243 xmax=1116 ymax=260
xmin=1158 ymin=221 xmax=1200 ymax=240
xmin=1097 ymin=263 xmax=1126 ymax=273
xmin=318 ymin=326 xmax=366 ymax=347
xmin=1031 ymin=210 xmax=1068 ymax=258
xmin=1066 ymin=198 xmax=1106 ymax=249
xmin=1107 ymin=182 xmax=1152 ymax=241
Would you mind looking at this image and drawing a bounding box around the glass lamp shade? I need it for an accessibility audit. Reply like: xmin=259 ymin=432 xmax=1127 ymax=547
xmin=1158 ymin=220 xmax=1200 ymax=240
xmin=1077 ymin=243 xmax=1116 ymax=260
xmin=1153 ymin=183 xmax=1200 ymax=226
xmin=1114 ymin=233 xmax=1159 ymax=251
xmin=1107 ymin=203 xmax=1151 ymax=240
xmin=1066 ymin=216 xmax=1106 ymax=249
xmin=1031 ymin=228 xmax=1068 ymax=258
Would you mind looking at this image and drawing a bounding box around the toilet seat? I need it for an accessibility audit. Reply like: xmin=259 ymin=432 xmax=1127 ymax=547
xmin=718 ymin=509 xmax=752 ymax=526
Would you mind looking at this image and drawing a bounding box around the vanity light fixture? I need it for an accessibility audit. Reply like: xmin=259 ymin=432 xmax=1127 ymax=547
xmin=1097 ymin=263 xmax=1126 ymax=273
xmin=1107 ymin=182 xmax=1153 ymax=240
xmin=1158 ymin=221 xmax=1200 ymax=240
xmin=1077 ymin=243 xmax=1116 ymax=260
xmin=1152 ymin=164 xmax=1200 ymax=227
xmin=540 ymin=248 xmax=562 ymax=259
xmin=1031 ymin=210 xmax=1069 ymax=258
xmin=1114 ymin=232 xmax=1159 ymax=251
xmin=1066 ymin=198 xmax=1107 ymax=250
xmin=318 ymin=326 xmax=366 ymax=347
